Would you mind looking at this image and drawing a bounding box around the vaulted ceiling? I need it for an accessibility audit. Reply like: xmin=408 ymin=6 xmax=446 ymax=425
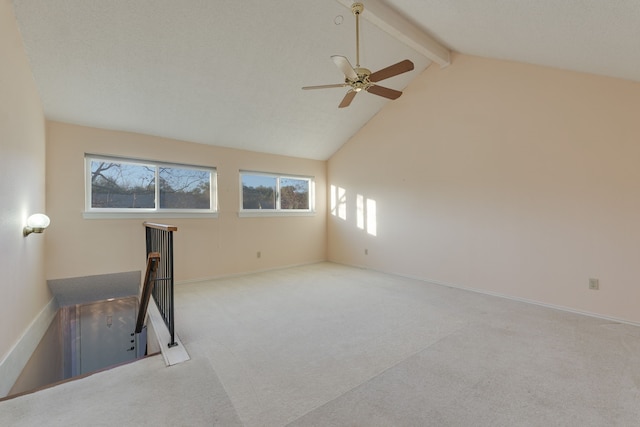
xmin=12 ymin=1 xmax=640 ymax=160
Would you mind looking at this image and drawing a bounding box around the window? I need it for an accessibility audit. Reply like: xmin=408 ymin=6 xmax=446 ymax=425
xmin=240 ymin=171 xmax=314 ymax=215
xmin=85 ymin=155 xmax=216 ymax=216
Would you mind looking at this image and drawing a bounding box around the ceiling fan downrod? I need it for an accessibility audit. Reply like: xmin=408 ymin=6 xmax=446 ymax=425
xmin=352 ymin=2 xmax=364 ymax=68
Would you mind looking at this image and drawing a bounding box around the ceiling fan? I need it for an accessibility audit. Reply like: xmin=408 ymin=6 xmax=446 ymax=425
xmin=302 ymin=2 xmax=414 ymax=108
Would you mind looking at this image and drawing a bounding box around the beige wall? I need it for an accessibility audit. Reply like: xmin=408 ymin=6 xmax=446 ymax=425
xmin=328 ymin=53 xmax=640 ymax=323
xmin=0 ymin=1 xmax=50 ymax=362
xmin=46 ymin=121 xmax=327 ymax=282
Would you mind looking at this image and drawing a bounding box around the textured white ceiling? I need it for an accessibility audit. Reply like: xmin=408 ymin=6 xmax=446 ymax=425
xmin=11 ymin=1 xmax=640 ymax=160
xmin=389 ymin=0 xmax=640 ymax=82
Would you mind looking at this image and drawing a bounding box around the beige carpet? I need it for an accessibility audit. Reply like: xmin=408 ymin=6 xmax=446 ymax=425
xmin=2 ymin=262 xmax=640 ymax=426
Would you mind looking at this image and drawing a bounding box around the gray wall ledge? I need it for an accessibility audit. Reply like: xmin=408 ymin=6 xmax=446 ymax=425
xmin=48 ymin=271 xmax=141 ymax=306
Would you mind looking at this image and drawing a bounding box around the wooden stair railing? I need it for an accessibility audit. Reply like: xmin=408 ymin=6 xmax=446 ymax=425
xmin=135 ymin=252 xmax=160 ymax=334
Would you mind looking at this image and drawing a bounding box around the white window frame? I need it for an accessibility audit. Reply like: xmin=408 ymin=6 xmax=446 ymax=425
xmin=239 ymin=171 xmax=315 ymax=217
xmin=84 ymin=154 xmax=217 ymax=219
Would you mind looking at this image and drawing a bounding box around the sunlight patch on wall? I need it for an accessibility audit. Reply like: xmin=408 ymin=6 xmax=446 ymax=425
xmin=366 ymin=198 xmax=377 ymax=236
xmin=338 ymin=187 xmax=347 ymax=220
xmin=357 ymin=194 xmax=364 ymax=230
xmin=330 ymin=185 xmax=337 ymax=216
xmin=330 ymin=184 xmax=347 ymax=220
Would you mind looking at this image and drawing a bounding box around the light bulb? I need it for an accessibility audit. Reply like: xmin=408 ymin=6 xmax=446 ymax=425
xmin=27 ymin=214 xmax=50 ymax=229
xmin=24 ymin=213 xmax=50 ymax=236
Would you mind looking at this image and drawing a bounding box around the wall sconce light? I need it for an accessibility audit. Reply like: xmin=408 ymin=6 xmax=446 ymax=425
xmin=23 ymin=213 xmax=50 ymax=236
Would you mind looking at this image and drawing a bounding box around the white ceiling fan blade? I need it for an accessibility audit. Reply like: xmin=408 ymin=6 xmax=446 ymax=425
xmin=302 ymin=83 xmax=349 ymax=90
xmin=331 ymin=55 xmax=358 ymax=80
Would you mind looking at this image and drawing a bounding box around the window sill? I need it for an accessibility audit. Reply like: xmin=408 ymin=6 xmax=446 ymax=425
xmin=83 ymin=211 xmax=219 ymax=220
xmin=238 ymin=211 xmax=316 ymax=218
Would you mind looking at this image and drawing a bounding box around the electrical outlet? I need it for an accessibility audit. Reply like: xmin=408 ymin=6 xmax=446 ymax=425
xmin=589 ymin=278 xmax=599 ymax=290
xmin=257 ymin=251 xmax=261 ymax=259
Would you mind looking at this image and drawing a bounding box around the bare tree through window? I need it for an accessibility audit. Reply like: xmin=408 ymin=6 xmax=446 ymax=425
xmin=159 ymin=167 xmax=210 ymax=209
xmin=87 ymin=157 xmax=214 ymax=211
xmin=90 ymin=161 xmax=155 ymax=208
xmin=241 ymin=173 xmax=311 ymax=211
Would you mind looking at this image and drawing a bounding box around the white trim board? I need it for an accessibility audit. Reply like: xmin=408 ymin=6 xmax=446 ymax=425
xmin=347 ymin=262 xmax=640 ymax=328
xmin=175 ymin=260 xmax=326 ymax=286
xmin=146 ymin=299 xmax=189 ymax=366
xmin=0 ymin=298 xmax=58 ymax=397
xmin=333 ymin=0 xmax=451 ymax=66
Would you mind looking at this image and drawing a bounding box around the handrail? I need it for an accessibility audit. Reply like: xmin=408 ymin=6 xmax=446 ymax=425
xmin=135 ymin=252 xmax=160 ymax=334
xmin=143 ymin=222 xmax=178 ymax=232
xmin=143 ymin=222 xmax=178 ymax=348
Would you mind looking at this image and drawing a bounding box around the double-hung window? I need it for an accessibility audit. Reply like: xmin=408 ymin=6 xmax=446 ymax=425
xmin=85 ymin=154 xmax=217 ymax=217
xmin=240 ymin=171 xmax=314 ymax=216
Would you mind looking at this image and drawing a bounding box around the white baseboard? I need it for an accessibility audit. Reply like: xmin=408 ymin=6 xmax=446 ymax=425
xmin=335 ymin=261 xmax=640 ymax=328
xmin=176 ymin=260 xmax=326 ymax=286
xmin=0 ymin=298 xmax=58 ymax=397
xmin=439 ymin=280 xmax=640 ymax=328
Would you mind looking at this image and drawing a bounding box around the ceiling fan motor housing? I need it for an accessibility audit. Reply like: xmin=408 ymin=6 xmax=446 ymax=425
xmin=347 ymin=67 xmax=372 ymax=91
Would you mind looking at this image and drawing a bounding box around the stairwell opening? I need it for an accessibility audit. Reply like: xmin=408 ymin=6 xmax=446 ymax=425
xmin=7 ymin=295 xmax=157 ymax=397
